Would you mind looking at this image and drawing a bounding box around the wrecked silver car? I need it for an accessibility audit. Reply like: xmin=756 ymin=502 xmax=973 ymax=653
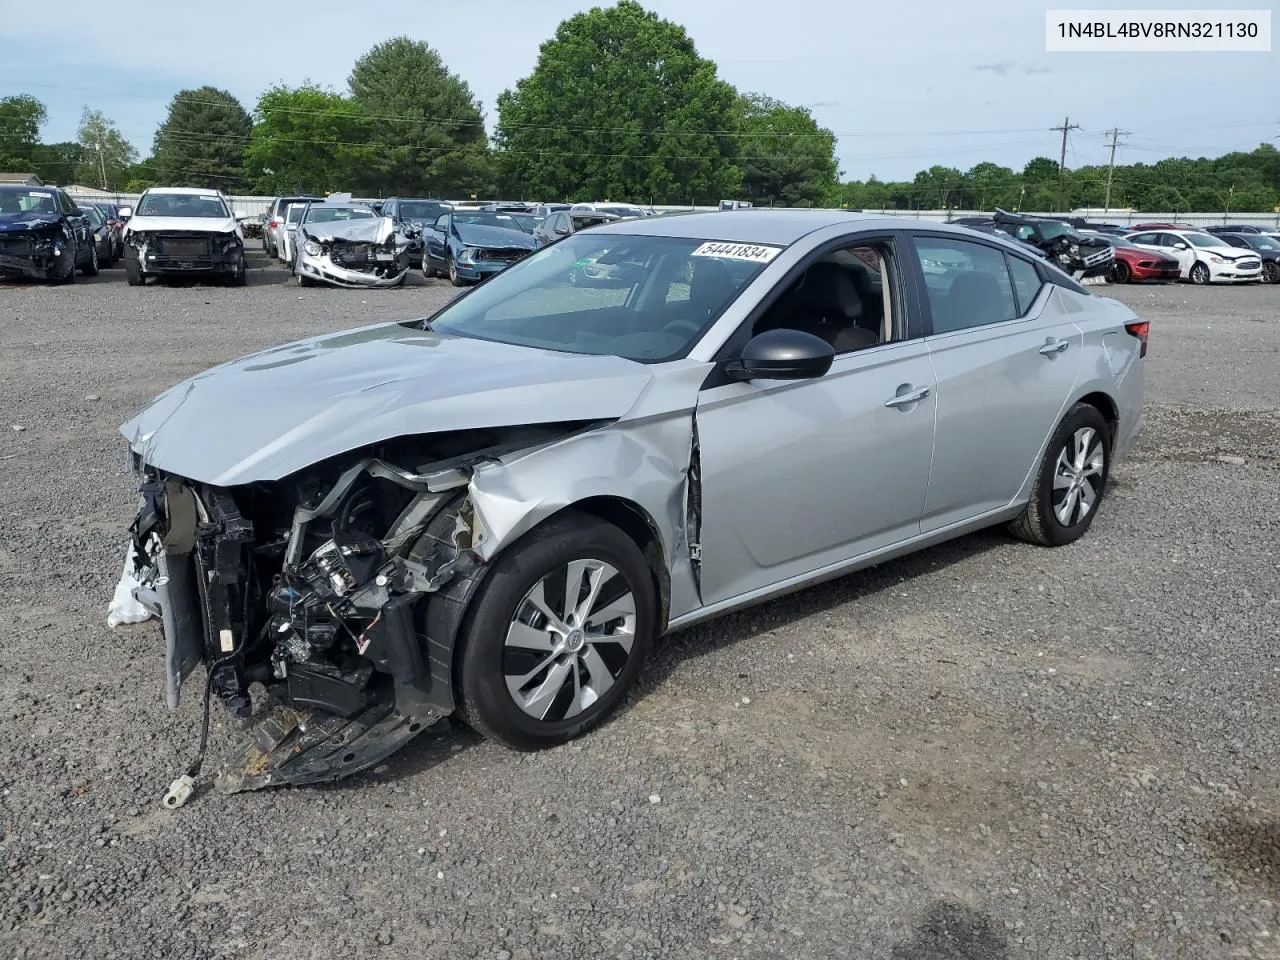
xmin=118 ymin=211 xmax=1145 ymax=803
xmin=291 ymin=202 xmax=413 ymax=288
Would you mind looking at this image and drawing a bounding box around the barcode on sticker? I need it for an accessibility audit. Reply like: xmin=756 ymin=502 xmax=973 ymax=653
xmin=691 ymin=242 xmax=781 ymax=263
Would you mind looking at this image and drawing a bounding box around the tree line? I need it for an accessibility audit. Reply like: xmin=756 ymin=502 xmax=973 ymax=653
xmin=2 ymin=0 xmax=1276 ymax=212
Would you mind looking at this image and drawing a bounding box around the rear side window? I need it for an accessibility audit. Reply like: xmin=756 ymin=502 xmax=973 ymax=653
xmin=913 ymin=237 xmax=1018 ymax=334
xmin=1007 ymin=256 xmax=1043 ymax=315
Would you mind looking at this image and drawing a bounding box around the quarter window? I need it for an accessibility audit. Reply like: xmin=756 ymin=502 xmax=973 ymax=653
xmin=1007 ymin=256 xmax=1043 ymax=316
xmin=913 ymin=237 xmax=1018 ymax=334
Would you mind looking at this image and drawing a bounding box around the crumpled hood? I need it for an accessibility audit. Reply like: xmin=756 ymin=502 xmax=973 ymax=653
xmin=125 ymin=215 xmax=241 ymax=237
xmin=0 ymin=211 xmax=64 ymax=233
xmin=454 ymin=223 xmax=536 ymax=248
xmin=120 ymin=321 xmax=656 ymax=486
xmin=302 ymin=217 xmax=398 ymax=245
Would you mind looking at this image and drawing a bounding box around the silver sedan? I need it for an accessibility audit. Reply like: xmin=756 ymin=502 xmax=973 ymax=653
xmin=118 ymin=210 xmax=1146 ymax=795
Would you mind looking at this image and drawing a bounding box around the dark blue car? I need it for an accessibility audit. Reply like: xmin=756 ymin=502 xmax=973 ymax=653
xmin=422 ymin=211 xmax=537 ymax=286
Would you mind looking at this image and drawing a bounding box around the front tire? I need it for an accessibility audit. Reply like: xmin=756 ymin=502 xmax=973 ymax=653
xmin=1109 ymin=260 xmax=1131 ymax=284
xmin=1189 ymin=261 xmax=1211 ymax=285
xmin=1008 ymin=403 xmax=1111 ymax=547
xmin=82 ymin=241 xmax=99 ymax=276
xmin=454 ymin=512 xmax=657 ymax=750
xmin=1263 ymin=261 xmax=1279 ymax=284
xmin=125 ymin=254 xmax=144 ymax=286
xmin=448 ymin=256 xmax=466 ymax=287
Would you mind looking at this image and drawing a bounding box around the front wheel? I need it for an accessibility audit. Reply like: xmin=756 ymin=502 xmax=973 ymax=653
xmin=1109 ymin=260 xmax=1131 ymax=284
xmin=1008 ymin=403 xmax=1112 ymax=547
xmin=448 ymin=256 xmax=467 ymax=287
xmin=125 ymin=254 xmax=144 ymax=286
xmin=1189 ymin=261 xmax=1211 ymax=285
xmin=454 ymin=512 xmax=657 ymax=750
xmin=1263 ymin=261 xmax=1279 ymax=284
xmin=82 ymin=240 xmax=99 ymax=276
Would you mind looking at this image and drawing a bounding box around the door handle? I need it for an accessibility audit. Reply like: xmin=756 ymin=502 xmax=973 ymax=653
xmin=1039 ymin=338 xmax=1070 ymax=356
xmin=885 ymin=385 xmax=931 ymax=408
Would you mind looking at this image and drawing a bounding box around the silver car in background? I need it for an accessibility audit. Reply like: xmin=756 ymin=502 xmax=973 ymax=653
xmin=118 ymin=210 xmax=1146 ymax=796
xmin=291 ymin=202 xmax=413 ymax=288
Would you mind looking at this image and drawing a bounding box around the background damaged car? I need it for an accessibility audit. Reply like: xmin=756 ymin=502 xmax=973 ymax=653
xmin=115 ymin=211 xmax=1146 ymax=806
xmin=291 ymin=200 xmax=414 ymax=288
xmin=124 ymin=187 xmax=246 ymax=287
xmin=0 ymin=184 xmax=99 ymax=282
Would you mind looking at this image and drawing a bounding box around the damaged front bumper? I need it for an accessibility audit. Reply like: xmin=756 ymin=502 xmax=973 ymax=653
xmin=297 ymin=249 xmax=410 ymax=287
xmin=128 ymin=232 xmax=245 ymax=277
xmin=0 ymin=234 xmax=73 ymax=280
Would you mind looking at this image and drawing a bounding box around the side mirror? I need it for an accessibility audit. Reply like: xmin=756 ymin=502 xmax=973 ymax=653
xmin=118 ymin=206 xmax=132 ymax=219
xmin=727 ymin=329 xmax=835 ymax=382
xmin=1172 ymin=242 xmax=1187 ymax=250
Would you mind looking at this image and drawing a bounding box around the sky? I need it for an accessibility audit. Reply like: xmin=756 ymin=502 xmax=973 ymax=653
xmin=2 ymin=0 xmax=1275 ymax=183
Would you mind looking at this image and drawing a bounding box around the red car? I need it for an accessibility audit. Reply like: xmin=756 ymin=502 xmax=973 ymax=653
xmin=1106 ymin=236 xmax=1181 ymax=283
xmin=1130 ymin=222 xmax=1196 ymax=231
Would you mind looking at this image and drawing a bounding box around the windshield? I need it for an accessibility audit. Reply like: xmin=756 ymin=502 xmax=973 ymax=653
xmin=135 ymin=192 xmax=229 ymax=218
xmin=595 ymin=205 xmax=645 ymax=218
xmin=1037 ymin=220 xmax=1080 ymax=242
xmin=0 ymin=188 xmax=58 ymax=214
xmin=302 ymin=205 xmax=375 ymax=224
xmin=1181 ymin=232 xmax=1222 ymax=247
xmin=502 ymin=213 xmax=539 ymax=233
xmin=452 ymin=212 xmax=527 ymax=230
xmin=427 ymin=233 xmax=778 ymax=363
xmin=399 ymin=201 xmax=448 ymax=220
xmin=83 ymin=207 xmax=105 ymax=227
xmin=1246 ymin=235 xmax=1280 ymax=251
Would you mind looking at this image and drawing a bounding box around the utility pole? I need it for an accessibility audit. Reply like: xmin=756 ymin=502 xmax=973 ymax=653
xmin=1102 ymin=127 xmax=1131 ymax=214
xmin=1224 ymin=185 xmax=1234 ymax=221
xmin=96 ymin=140 xmax=108 ymax=191
xmin=1051 ymin=116 xmax=1081 ymax=212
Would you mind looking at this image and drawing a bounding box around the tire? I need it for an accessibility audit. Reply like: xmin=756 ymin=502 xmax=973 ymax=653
xmin=297 ymin=269 xmax=313 ymax=287
xmin=454 ymin=512 xmax=657 ymax=750
xmin=82 ymin=240 xmax=99 ymax=276
xmin=1189 ymin=261 xmax=1211 ymax=285
xmin=448 ymin=255 xmax=467 ymax=287
xmin=125 ymin=254 xmax=144 ymax=286
xmin=54 ymin=242 xmax=77 ymax=284
xmin=1008 ymin=403 xmax=1112 ymax=547
xmin=1264 ymin=261 xmax=1279 ymax=284
xmin=227 ymin=264 xmax=247 ymax=287
xmin=1109 ymin=260 xmax=1131 ymax=284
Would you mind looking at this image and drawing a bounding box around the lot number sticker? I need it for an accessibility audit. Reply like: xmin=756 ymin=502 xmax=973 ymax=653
xmin=691 ymin=241 xmax=781 ymax=263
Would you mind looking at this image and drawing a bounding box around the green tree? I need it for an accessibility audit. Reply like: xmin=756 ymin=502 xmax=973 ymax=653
xmin=151 ymin=87 xmax=252 ymax=190
xmin=495 ymin=0 xmax=741 ymax=204
xmin=911 ymin=165 xmax=966 ymax=209
xmin=0 ymin=94 xmax=47 ymax=171
xmin=347 ymin=37 xmax=493 ymax=197
xmin=75 ymin=108 xmax=138 ymax=189
xmin=735 ymin=93 xmax=837 ymax=207
xmin=966 ymin=162 xmax=1017 ymax=210
xmin=31 ymin=142 xmax=82 ymax=184
xmin=1022 ymin=156 xmax=1059 ymax=182
xmin=245 ymin=84 xmax=378 ymax=195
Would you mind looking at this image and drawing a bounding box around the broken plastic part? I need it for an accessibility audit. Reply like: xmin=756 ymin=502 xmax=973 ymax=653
xmin=162 ymin=774 xmax=196 ymax=809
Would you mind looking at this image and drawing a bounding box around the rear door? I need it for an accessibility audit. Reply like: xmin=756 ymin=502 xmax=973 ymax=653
xmin=906 ymin=233 xmax=1084 ymax=532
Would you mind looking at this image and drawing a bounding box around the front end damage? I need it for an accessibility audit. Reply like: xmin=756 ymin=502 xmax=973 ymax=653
xmin=125 ymin=426 xmax=600 ymax=793
xmin=127 ymin=230 xmax=245 ymax=278
xmin=296 ymin=217 xmax=412 ymax=288
xmin=0 ymin=217 xmax=76 ymax=281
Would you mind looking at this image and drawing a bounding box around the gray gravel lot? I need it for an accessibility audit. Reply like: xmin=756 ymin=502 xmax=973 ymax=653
xmin=2 ymin=260 xmax=1278 ymax=960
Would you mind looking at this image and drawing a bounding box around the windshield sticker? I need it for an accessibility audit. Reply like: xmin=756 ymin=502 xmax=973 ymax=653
xmin=691 ymin=241 xmax=781 ymax=263
xmin=29 ymin=191 xmax=52 ymax=198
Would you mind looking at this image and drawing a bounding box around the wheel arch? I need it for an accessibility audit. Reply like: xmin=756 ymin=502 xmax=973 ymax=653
xmin=1074 ymin=390 xmax=1119 ymax=449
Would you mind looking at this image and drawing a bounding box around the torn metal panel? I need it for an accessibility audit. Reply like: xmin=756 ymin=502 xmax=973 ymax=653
xmin=302 ymin=216 xmax=397 ymax=245
xmin=295 ymin=216 xmax=413 ymax=288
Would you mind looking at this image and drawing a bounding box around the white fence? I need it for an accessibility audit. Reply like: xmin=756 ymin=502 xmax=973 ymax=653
xmin=61 ymin=189 xmax=1280 ymax=230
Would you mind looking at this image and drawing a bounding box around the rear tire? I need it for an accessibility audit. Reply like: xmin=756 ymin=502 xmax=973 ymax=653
xmin=454 ymin=512 xmax=657 ymax=751
xmin=1008 ymin=403 xmax=1112 ymax=547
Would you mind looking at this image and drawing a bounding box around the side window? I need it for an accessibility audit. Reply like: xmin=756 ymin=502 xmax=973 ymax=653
xmin=1013 ymin=224 xmax=1036 ymax=242
xmin=434 ymin=214 xmax=449 ymax=231
xmin=752 ymin=240 xmax=896 ymax=354
xmin=913 ymin=237 xmax=1018 ymax=335
xmin=1006 ymin=256 xmax=1043 ymax=316
xmin=1128 ymin=233 xmax=1155 ymax=246
xmin=60 ymin=191 xmax=77 ymax=214
xmin=553 ymin=214 xmax=569 ymax=234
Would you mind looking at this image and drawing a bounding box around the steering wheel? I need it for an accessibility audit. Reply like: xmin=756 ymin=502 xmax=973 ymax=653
xmin=662 ymin=319 xmax=703 ymax=339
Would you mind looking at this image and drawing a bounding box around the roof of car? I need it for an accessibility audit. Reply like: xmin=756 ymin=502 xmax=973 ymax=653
xmin=142 ymin=186 xmax=225 ymax=196
xmin=599 ymin=209 xmax=962 ymax=245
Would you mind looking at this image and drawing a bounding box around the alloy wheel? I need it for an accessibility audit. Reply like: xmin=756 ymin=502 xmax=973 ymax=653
xmin=503 ymin=559 xmax=637 ymax=722
xmin=1190 ymin=262 xmax=1210 ymax=285
xmin=1052 ymin=427 xmax=1105 ymax=527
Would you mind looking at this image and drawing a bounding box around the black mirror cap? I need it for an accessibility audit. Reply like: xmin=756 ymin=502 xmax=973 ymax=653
xmin=732 ymin=328 xmax=835 ymax=381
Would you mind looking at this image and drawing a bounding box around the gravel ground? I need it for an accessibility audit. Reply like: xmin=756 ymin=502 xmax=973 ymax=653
xmin=1 ymin=260 xmax=1279 ymax=960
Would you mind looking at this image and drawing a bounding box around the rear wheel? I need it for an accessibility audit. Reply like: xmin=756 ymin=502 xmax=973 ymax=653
xmin=1189 ymin=261 xmax=1211 ymax=285
xmin=454 ymin=512 xmax=657 ymax=750
xmin=1008 ymin=403 xmax=1111 ymax=547
xmin=1109 ymin=260 xmax=1131 ymax=284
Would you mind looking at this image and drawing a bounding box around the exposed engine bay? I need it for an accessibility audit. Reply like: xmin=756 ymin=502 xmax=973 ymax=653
xmin=296 ymin=216 xmax=413 ymax=287
xmin=126 ymin=425 xmax=588 ymax=796
xmin=992 ymin=208 xmax=1114 ymax=279
xmin=127 ymin=229 xmax=244 ymax=279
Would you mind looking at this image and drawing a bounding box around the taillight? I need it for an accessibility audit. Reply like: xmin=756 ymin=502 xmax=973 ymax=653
xmin=269 ymin=218 xmax=280 ymax=229
xmin=1125 ymin=320 xmax=1149 ymax=358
